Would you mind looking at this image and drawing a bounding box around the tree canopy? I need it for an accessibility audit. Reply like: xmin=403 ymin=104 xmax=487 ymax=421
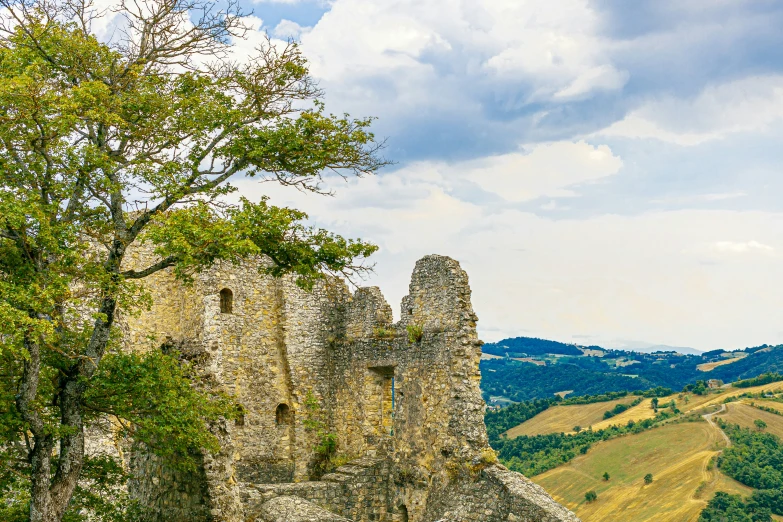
xmin=0 ymin=0 xmax=386 ymax=520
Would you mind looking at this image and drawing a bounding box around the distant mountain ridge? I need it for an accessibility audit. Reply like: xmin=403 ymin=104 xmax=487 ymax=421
xmin=482 ymin=336 xmax=604 ymax=357
xmin=602 ymin=340 xmax=703 ymax=355
xmin=483 ymin=335 xmax=704 ymax=356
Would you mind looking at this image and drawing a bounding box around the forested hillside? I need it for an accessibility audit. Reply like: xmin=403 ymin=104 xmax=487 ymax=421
xmin=482 ymin=336 xmax=587 ymax=357
xmin=481 ymin=360 xmax=656 ymax=402
xmin=480 ymin=337 xmax=783 ymax=403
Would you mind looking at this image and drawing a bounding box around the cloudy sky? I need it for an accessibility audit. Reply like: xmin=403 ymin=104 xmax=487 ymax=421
xmin=228 ymin=0 xmax=783 ymax=352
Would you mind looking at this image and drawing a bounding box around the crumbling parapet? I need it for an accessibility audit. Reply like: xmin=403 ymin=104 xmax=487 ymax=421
xmin=400 ymin=255 xmax=478 ymax=333
xmin=345 ymin=286 xmax=394 ymax=339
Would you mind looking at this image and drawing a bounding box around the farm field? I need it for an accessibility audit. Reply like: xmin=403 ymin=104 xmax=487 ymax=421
xmin=503 ymin=380 xmax=783 ymax=439
xmin=532 ymin=421 xmax=747 ymax=522
xmin=588 ymin=382 xmax=783 ymax=431
xmin=697 ymin=358 xmax=742 ymax=372
xmin=696 ymin=352 xmax=748 ymax=371
xmin=717 ymin=402 xmax=783 ymax=439
xmin=755 ymin=399 xmax=783 ymax=414
xmin=503 ymin=397 xmax=637 ymax=437
xmin=588 ymin=397 xmax=661 ymax=431
xmin=500 ymin=380 xmax=783 ymax=521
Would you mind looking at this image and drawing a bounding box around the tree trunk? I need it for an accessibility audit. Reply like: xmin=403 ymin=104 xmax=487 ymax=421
xmin=26 ymin=294 xmax=118 ymax=521
xmin=49 ymin=381 xmax=87 ymax=520
xmin=29 ymin=435 xmax=56 ymax=522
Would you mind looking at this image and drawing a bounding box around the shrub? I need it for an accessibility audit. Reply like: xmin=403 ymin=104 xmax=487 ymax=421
xmin=585 ymin=490 xmax=598 ymax=503
xmin=372 ymin=327 xmax=396 ymax=339
xmin=407 ymin=324 xmax=424 ymax=343
xmin=480 ymin=447 xmax=499 ymax=465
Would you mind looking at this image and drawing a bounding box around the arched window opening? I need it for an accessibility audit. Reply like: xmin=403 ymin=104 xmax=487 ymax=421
xmin=219 ymin=288 xmax=233 ymax=314
xmin=275 ymin=403 xmax=292 ymax=425
xmin=235 ymin=404 xmax=245 ymax=427
xmin=397 ymin=504 xmax=409 ymax=522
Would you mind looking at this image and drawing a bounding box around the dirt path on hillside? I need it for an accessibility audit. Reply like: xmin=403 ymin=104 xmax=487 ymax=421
xmin=703 ymin=404 xmax=730 ymax=447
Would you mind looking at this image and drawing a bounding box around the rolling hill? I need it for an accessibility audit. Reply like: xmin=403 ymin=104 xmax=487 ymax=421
xmin=480 ymin=336 xmax=783 ymax=404
xmin=487 ymin=380 xmax=783 ymax=521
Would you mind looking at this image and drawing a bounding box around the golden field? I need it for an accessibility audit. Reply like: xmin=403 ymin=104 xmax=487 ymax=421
xmin=533 ymin=421 xmax=749 ymax=521
xmin=503 ymin=397 xmax=637 ymax=438
xmin=502 ymin=380 xmax=783 ymax=521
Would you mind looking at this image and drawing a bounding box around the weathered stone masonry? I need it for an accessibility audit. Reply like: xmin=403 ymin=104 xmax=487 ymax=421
xmin=114 ymin=251 xmax=579 ymax=522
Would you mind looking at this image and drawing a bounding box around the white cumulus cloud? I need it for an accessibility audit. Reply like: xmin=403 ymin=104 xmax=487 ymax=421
xmin=597 ymin=75 xmax=783 ymax=146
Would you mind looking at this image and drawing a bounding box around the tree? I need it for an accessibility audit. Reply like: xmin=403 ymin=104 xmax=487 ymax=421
xmin=651 ymin=397 xmax=659 ymax=410
xmin=573 ymin=425 xmax=582 ymax=433
xmin=603 ymin=472 xmax=610 ymax=481
xmin=699 ymin=492 xmax=772 ymax=522
xmin=754 ymin=419 xmax=767 ymax=431
xmin=0 ymin=1 xmax=386 ymax=520
xmin=644 ymin=473 xmax=654 ymax=485
xmin=585 ymin=490 xmax=598 ymax=503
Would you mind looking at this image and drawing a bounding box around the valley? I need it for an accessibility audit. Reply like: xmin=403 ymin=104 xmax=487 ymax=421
xmin=481 ymin=336 xmax=783 ymax=521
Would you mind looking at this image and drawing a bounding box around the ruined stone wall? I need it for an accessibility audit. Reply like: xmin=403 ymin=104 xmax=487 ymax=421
xmin=327 ymin=256 xmax=486 ymax=520
xmin=422 ymin=465 xmax=580 ymax=522
xmin=113 ymin=249 xmax=578 ymax=522
xmin=118 ymin=248 xmax=348 ymax=520
xmin=243 ymin=456 xmax=394 ymax=522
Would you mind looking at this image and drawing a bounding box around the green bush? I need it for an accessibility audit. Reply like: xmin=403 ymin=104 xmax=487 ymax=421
xmin=407 ymin=324 xmax=424 ymax=343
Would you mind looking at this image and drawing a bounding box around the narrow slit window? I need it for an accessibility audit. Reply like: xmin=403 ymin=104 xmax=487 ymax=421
xmin=219 ymin=288 xmax=233 ymax=314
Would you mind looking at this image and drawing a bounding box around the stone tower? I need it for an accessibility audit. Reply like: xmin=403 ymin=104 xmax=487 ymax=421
xmin=113 ymin=250 xmax=579 ymax=522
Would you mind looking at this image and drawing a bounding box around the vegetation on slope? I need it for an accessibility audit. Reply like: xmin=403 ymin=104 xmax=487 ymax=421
xmin=699 ymin=492 xmax=774 ymax=522
xmin=482 ymin=336 xmax=587 ymax=357
xmin=480 ymin=337 xmax=783 ymax=403
xmin=481 ymin=360 xmax=656 ymax=402
xmin=713 ymin=422 xmax=783 ymax=516
xmin=534 ymin=421 xmax=745 ymax=522
xmin=491 ymin=409 xmax=677 ymax=477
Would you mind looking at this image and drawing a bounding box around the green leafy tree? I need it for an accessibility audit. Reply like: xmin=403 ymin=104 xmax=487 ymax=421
xmin=651 ymin=397 xmax=659 ymax=410
xmin=754 ymin=419 xmax=767 ymax=431
xmin=699 ymin=492 xmax=772 ymax=522
xmin=603 ymin=472 xmax=610 ymax=481
xmin=573 ymin=425 xmax=582 ymax=433
xmin=585 ymin=490 xmax=597 ymax=503
xmin=0 ymin=0 xmax=386 ymax=520
xmin=644 ymin=473 xmax=654 ymax=485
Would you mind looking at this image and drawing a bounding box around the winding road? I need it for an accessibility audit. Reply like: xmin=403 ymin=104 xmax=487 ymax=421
xmin=702 ymin=403 xmax=731 ymax=448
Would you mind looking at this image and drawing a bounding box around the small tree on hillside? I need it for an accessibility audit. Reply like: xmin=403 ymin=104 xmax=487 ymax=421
xmin=651 ymin=397 xmax=659 ymax=411
xmin=603 ymin=472 xmax=610 ymax=481
xmin=574 ymin=425 xmax=582 ymax=433
xmin=585 ymin=490 xmax=598 ymax=503
xmin=754 ymin=419 xmax=768 ymax=431
xmin=644 ymin=473 xmax=654 ymax=485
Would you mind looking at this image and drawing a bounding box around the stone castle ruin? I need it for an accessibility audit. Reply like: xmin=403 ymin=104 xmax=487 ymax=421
xmin=106 ymin=250 xmax=579 ymax=522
